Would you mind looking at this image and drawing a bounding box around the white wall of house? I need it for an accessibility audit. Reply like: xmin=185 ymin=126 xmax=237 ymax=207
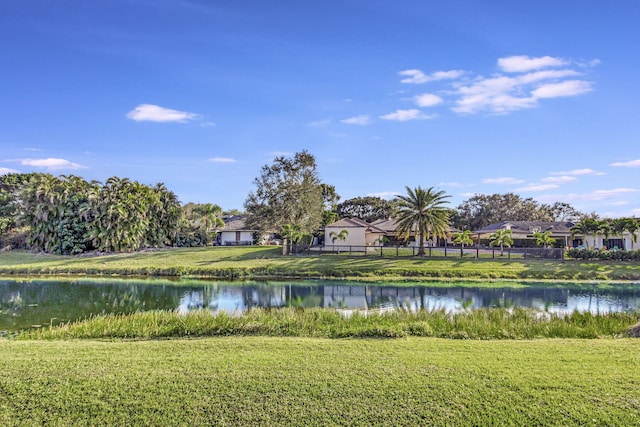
xmin=578 ymin=232 xmax=640 ymax=250
xmin=220 ymin=230 xmax=253 ymax=245
xmin=324 ymin=227 xmax=365 ymax=246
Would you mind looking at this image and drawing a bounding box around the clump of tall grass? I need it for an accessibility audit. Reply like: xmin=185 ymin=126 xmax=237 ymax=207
xmin=16 ymin=308 xmax=639 ymax=340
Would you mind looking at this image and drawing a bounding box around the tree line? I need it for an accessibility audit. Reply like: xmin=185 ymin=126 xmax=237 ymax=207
xmin=2 ymin=150 xmax=637 ymax=255
xmin=0 ymin=173 xmax=226 ymax=254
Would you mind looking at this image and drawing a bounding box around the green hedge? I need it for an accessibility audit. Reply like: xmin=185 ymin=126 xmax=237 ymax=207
xmin=567 ymin=248 xmax=640 ymax=261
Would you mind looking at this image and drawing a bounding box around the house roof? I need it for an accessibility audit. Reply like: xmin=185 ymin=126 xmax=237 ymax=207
xmin=474 ymin=221 xmax=575 ymax=235
xmin=325 ymin=218 xmax=386 ymax=233
xmin=217 ymin=215 xmax=259 ymax=232
xmin=328 ymin=217 xmax=460 ymax=235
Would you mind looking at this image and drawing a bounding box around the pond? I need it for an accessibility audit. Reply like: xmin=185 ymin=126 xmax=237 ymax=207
xmin=2 ymin=278 xmax=640 ymax=332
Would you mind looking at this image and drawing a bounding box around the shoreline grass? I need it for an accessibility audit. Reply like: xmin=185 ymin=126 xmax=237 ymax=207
xmin=2 ymin=246 xmax=640 ymax=281
xmin=1 ymin=337 xmax=639 ymax=426
xmin=16 ymin=307 xmax=640 ymax=340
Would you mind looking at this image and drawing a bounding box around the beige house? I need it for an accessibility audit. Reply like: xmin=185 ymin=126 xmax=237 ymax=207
xmin=324 ymin=218 xmax=458 ymax=247
xmin=323 ymin=218 xmax=385 ymax=247
xmin=473 ymin=221 xmax=574 ymax=246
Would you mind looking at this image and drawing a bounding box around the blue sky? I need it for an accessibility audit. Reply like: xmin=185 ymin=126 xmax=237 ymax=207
xmin=1 ymin=0 xmax=639 ymax=217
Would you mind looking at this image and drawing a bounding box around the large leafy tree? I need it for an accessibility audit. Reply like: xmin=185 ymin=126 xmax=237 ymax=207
xmin=453 ymin=193 xmax=556 ymax=230
xmin=394 ymin=186 xmax=451 ymax=256
xmin=335 ymin=196 xmax=395 ymax=223
xmin=244 ymin=150 xmax=324 ymax=234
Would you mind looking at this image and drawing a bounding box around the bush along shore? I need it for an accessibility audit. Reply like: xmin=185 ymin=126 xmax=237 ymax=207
xmin=3 ymin=247 xmax=640 ymax=280
xmin=16 ymin=308 xmax=640 ymax=340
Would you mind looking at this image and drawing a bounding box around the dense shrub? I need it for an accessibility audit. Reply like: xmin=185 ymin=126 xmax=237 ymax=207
xmin=567 ymin=248 xmax=640 ymax=261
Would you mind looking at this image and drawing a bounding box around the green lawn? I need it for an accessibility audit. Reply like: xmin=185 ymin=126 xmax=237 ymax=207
xmin=1 ymin=337 xmax=638 ymax=426
xmin=1 ymin=246 xmax=640 ymax=280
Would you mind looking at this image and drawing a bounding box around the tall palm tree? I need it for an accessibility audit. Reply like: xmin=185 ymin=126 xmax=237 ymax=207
xmin=452 ymin=229 xmax=474 ymax=257
xmin=489 ymin=229 xmax=514 ymax=256
xmin=394 ymin=186 xmax=451 ymax=256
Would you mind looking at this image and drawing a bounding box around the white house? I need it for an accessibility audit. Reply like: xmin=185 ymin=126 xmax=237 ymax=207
xmin=217 ymin=216 xmax=257 ymax=246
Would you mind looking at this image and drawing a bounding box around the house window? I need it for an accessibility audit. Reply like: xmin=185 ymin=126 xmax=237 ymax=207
xmin=505 ymin=224 xmax=511 ymax=230
xmin=530 ymin=227 xmax=540 ymax=233
xmin=235 ymin=231 xmax=241 ymax=242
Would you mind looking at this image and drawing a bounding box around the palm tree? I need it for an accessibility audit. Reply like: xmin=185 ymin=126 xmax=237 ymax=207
xmin=570 ymin=218 xmax=599 ymax=249
xmin=533 ymin=230 xmax=556 ymax=249
xmin=489 ymin=229 xmax=514 ymax=256
xmin=394 ymin=186 xmax=451 ymax=256
xmin=281 ymin=223 xmax=303 ymax=255
xmin=329 ymin=229 xmax=349 ymax=254
xmin=624 ymin=218 xmax=639 ymax=250
xmin=452 ymin=229 xmax=474 ymax=257
xmin=598 ymin=219 xmax=612 ymax=249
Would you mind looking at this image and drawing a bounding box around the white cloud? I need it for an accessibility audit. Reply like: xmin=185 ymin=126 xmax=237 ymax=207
xmin=515 ymin=184 xmax=559 ymax=192
xmin=0 ymin=167 xmax=19 ymax=175
xmin=482 ymin=177 xmax=525 ymax=185
xmin=270 ymin=151 xmax=293 ymax=157
xmin=341 ymin=115 xmax=371 ymax=126
xmin=399 ymin=69 xmax=464 ymax=84
xmin=379 ymin=109 xmax=434 ymax=121
xmin=24 ymin=147 xmax=42 ymax=152
xmin=200 ymin=121 xmax=216 ymax=127
xmin=126 ymin=104 xmax=198 ymax=123
xmin=498 ymin=55 xmax=569 ymax=73
xmin=209 ymin=157 xmax=236 ymax=163
xmin=367 ymin=191 xmax=400 ymax=199
xmin=610 ymin=159 xmax=640 ymax=167
xmin=550 ymin=168 xmax=605 ymax=176
xmin=541 ymin=188 xmax=638 ymax=204
xmin=452 ymin=75 xmax=537 ymax=114
xmin=541 ymin=176 xmax=577 ymax=184
xmin=414 ymin=93 xmax=443 ymax=107
xmin=531 ymin=80 xmax=593 ymax=98
xmin=20 ymin=158 xmax=86 ymax=170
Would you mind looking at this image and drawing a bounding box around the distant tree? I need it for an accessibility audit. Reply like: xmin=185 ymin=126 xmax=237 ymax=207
xmin=335 ymin=196 xmax=395 ymax=223
xmin=453 ymin=193 xmax=552 ymax=231
xmin=320 ymin=183 xmax=340 ymax=226
xmin=244 ymin=150 xmax=324 ymax=234
xmin=489 ymin=229 xmax=514 ymax=256
xmin=452 ymin=229 xmax=474 ymax=257
xmin=542 ymin=202 xmax=584 ymax=222
xmin=394 ymin=186 xmax=451 ymax=256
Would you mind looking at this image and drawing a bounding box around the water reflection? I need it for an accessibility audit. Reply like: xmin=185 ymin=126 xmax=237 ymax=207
xmin=2 ymin=279 xmax=639 ymax=331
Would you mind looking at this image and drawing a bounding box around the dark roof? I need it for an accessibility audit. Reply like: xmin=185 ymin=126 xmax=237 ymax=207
xmin=474 ymin=221 xmax=575 ymax=235
xmin=218 ymin=215 xmax=259 ymax=232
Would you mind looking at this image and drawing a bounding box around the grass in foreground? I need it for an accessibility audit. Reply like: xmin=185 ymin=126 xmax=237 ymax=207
xmin=2 ymin=246 xmax=640 ymax=280
xmin=16 ymin=308 xmax=639 ymax=340
xmin=1 ymin=337 xmax=639 ymax=426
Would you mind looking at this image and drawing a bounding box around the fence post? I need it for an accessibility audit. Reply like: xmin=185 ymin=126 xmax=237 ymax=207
xmin=476 ymin=246 xmax=479 ymax=259
xmin=508 ymin=248 xmax=510 ymax=259
xmin=380 ymin=245 xmax=383 ymax=257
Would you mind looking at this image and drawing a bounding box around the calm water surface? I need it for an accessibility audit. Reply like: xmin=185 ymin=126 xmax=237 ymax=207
xmin=2 ymin=279 xmax=640 ymax=331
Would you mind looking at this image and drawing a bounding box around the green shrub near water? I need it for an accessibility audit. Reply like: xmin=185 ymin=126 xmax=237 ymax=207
xmin=17 ymin=307 xmax=639 ymax=340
